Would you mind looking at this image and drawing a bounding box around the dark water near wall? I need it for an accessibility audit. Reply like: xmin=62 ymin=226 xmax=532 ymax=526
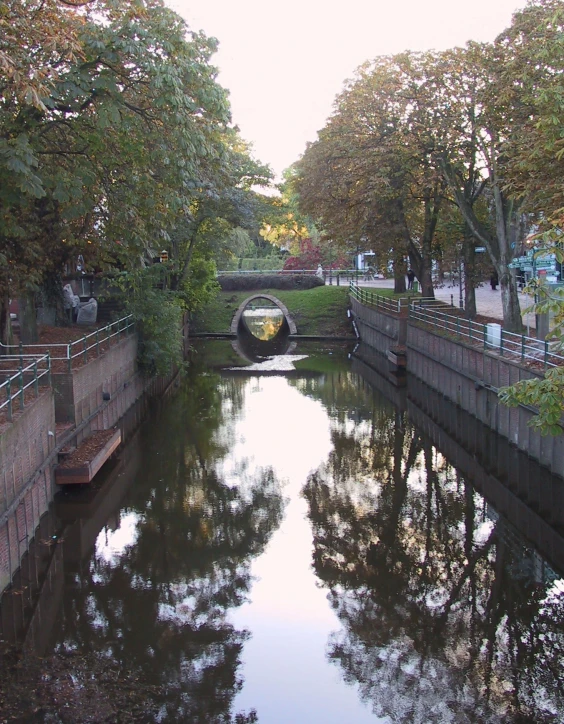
xmin=2 ymin=340 xmax=564 ymax=723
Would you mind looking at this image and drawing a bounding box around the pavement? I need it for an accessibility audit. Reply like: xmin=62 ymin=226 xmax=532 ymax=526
xmin=336 ymin=276 xmax=537 ymax=332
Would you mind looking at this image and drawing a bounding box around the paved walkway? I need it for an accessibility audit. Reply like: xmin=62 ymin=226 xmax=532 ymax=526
xmin=340 ymin=277 xmax=537 ymax=332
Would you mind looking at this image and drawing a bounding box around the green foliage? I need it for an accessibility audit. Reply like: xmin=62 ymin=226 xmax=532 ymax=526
xmin=499 ymin=225 xmax=564 ymax=434
xmin=499 ymin=367 xmax=564 ymax=436
xmin=178 ymin=254 xmax=220 ymax=315
xmin=118 ymin=266 xmax=184 ymax=376
xmin=239 ymin=256 xmax=284 ymax=271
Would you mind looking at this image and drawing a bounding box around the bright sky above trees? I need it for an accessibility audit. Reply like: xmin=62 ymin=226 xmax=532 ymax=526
xmin=170 ymin=0 xmax=526 ymax=179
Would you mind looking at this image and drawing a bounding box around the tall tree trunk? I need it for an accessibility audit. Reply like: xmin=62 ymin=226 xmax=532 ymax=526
xmin=19 ymin=293 xmax=38 ymax=343
xmin=499 ymin=269 xmax=523 ymax=333
xmin=0 ymin=295 xmax=11 ymax=351
xmin=440 ymin=159 xmax=524 ymax=332
xmin=463 ymin=228 xmax=477 ymax=319
xmin=393 ymin=247 xmax=406 ymax=293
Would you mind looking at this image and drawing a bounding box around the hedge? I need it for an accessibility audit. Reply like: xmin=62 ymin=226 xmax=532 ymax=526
xmin=218 ymin=273 xmax=325 ymax=291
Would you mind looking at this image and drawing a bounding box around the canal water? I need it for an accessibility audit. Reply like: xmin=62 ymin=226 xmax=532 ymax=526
xmin=2 ymin=339 xmax=564 ymax=723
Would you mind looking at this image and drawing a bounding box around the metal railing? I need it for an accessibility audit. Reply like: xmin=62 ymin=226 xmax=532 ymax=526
xmin=348 ymin=283 xmax=564 ymax=369
xmin=408 ymin=302 xmax=564 ymax=368
xmin=0 ymin=353 xmax=51 ymax=421
xmin=0 ymin=314 xmax=135 ymax=372
xmin=349 ymin=283 xmax=404 ymax=314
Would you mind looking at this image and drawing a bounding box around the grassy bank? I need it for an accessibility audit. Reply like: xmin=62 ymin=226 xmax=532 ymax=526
xmin=191 ymin=285 xmax=398 ymax=337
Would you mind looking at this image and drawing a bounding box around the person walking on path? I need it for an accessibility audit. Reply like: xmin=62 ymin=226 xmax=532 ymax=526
xmin=407 ymin=269 xmax=415 ymax=290
xmin=490 ymin=270 xmax=499 ymax=290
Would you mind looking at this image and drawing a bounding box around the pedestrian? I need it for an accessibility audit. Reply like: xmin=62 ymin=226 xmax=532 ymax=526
xmin=316 ymin=264 xmax=324 ymax=280
xmin=490 ymin=271 xmax=498 ymax=290
xmin=407 ymin=269 xmax=415 ymax=290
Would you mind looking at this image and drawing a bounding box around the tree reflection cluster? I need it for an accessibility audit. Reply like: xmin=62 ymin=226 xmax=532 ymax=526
xmin=301 ymin=375 xmax=564 ymax=723
xmin=48 ymin=370 xmax=283 ymax=722
xmin=2 ymin=353 xmax=564 ymax=722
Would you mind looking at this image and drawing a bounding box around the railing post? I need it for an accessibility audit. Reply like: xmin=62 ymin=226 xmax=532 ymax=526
xmin=545 ymin=339 xmax=549 ymax=369
xmin=7 ymin=379 xmax=12 ymax=422
xmin=96 ymin=330 xmax=100 ymax=357
xmin=67 ymin=343 xmax=72 ymax=372
xmin=19 ymin=341 xmax=23 ymax=369
xmin=469 ymin=320 xmax=472 ymax=342
xmin=47 ymin=352 xmax=51 ymax=387
xmin=483 ymin=325 xmax=487 ymax=350
xmin=34 ymin=360 xmax=39 ymax=397
xmin=500 ymin=329 xmax=504 ymax=356
xmin=521 ymin=335 xmax=525 ymax=362
xmin=456 ymin=316 xmax=460 ymax=339
xmin=19 ymin=371 xmax=24 ymax=410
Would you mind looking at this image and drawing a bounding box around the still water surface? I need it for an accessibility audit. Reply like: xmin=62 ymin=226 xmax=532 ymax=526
xmin=6 ymin=340 xmax=564 ymax=722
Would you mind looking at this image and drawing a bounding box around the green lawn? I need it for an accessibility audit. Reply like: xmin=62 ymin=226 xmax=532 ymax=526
xmin=191 ymin=284 xmax=400 ymax=337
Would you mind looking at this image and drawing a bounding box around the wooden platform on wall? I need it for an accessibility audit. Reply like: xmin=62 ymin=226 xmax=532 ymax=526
xmin=55 ymin=428 xmax=121 ymax=485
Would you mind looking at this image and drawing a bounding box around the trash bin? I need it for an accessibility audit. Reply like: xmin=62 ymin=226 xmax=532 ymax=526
xmin=412 ymin=281 xmax=419 ymax=293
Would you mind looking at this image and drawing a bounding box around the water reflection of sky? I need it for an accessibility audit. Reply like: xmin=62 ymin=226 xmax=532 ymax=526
xmin=220 ymin=376 xmax=385 ymax=723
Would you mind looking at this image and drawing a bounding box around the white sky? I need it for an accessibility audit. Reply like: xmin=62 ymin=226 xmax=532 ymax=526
xmin=169 ymin=0 xmax=527 ymax=180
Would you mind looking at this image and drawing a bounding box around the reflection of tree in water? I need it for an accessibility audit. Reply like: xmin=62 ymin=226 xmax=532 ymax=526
xmin=54 ymin=370 xmax=284 ymax=722
xmin=303 ymin=407 xmax=564 ymax=723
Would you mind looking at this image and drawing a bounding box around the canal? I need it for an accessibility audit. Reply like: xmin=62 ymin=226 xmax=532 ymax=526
xmin=1 ymin=339 xmax=564 ymax=722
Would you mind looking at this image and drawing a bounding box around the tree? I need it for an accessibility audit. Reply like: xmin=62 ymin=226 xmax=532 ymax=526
xmin=165 ymin=131 xmax=273 ymax=297
xmin=295 ymin=53 xmax=450 ymax=297
xmin=495 ymin=1 xmax=564 ymax=431
xmin=259 ymin=167 xmax=316 ymax=255
xmin=496 ymin=0 xmax=564 ymax=224
xmin=431 ymin=42 xmax=526 ymax=332
xmin=1 ymin=0 xmax=272 ymax=352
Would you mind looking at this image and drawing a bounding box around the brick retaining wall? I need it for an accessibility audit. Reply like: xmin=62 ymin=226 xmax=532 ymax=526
xmin=0 ymin=391 xmax=54 ymax=592
xmin=0 ymin=328 xmax=183 ymax=595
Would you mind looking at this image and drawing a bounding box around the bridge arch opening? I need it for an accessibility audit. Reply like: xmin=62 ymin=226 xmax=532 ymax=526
xmin=230 ymin=294 xmax=297 ymax=338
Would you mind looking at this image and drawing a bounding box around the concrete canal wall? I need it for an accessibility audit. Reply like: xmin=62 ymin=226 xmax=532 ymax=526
xmin=350 ymin=296 xmax=564 ymax=476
